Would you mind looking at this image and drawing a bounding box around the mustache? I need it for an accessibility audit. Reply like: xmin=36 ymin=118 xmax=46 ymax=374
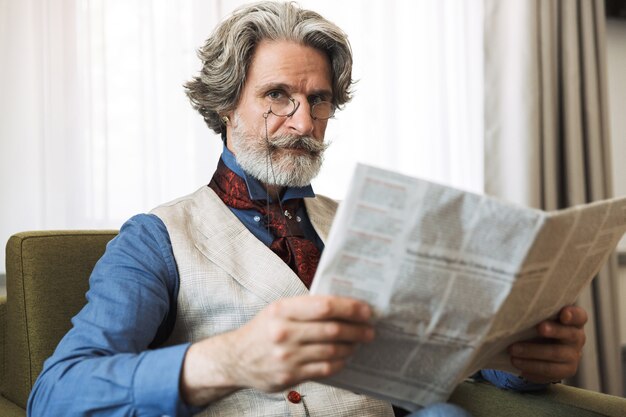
xmin=266 ymin=134 xmax=329 ymax=154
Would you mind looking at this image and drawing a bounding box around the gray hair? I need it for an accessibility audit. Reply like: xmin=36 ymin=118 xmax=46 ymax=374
xmin=184 ymin=1 xmax=354 ymax=135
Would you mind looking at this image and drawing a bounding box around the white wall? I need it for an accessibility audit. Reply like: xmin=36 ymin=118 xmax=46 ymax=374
xmin=606 ymin=18 xmax=626 ymax=346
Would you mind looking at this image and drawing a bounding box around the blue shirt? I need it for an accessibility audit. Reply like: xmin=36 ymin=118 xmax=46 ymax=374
xmin=27 ymin=149 xmax=543 ymax=417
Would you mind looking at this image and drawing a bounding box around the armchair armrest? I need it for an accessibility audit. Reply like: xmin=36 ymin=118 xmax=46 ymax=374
xmin=1 ymin=297 xmax=24 ymax=417
xmin=450 ymin=380 xmax=626 ymax=416
xmin=1 ymin=296 xmax=6 ymax=391
xmin=0 ymin=395 xmax=25 ymax=417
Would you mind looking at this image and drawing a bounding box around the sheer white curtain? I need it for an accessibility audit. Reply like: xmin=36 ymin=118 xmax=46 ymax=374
xmin=0 ymin=0 xmax=483 ymax=273
xmin=303 ymin=0 xmax=484 ymax=198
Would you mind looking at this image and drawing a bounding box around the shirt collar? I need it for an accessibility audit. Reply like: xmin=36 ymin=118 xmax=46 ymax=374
xmin=220 ymin=146 xmax=316 ymax=203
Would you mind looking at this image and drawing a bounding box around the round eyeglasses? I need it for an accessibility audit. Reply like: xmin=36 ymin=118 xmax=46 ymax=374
xmin=265 ymin=96 xmax=335 ymax=120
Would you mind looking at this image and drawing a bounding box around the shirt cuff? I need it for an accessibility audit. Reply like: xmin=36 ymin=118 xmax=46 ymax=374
xmin=478 ymin=369 xmax=548 ymax=392
xmin=133 ymin=343 xmax=202 ymax=416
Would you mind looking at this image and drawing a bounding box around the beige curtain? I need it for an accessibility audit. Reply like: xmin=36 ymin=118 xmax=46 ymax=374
xmin=483 ymin=0 xmax=622 ymax=395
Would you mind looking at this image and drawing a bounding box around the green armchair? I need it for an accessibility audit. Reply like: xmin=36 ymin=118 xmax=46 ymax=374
xmin=1 ymin=230 xmax=626 ymax=416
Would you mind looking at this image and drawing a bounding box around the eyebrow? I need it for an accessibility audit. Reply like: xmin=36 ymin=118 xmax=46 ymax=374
xmin=255 ymin=82 xmax=333 ymax=99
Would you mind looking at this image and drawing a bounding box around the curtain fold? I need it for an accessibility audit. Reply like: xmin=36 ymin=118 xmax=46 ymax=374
xmin=484 ymin=0 xmax=622 ymax=395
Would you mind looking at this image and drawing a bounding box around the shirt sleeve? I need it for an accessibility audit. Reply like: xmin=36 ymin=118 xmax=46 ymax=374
xmin=27 ymin=214 xmax=199 ymax=417
xmin=478 ymin=369 xmax=548 ymax=391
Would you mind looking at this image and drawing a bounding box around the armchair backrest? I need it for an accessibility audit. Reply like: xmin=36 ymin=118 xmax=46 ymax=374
xmin=2 ymin=231 xmax=117 ymax=409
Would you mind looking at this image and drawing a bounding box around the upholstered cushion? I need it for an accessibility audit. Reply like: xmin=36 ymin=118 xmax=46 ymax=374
xmin=3 ymin=231 xmax=117 ymax=409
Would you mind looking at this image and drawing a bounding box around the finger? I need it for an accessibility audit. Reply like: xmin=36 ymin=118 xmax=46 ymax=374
xmin=298 ymin=358 xmax=347 ymax=381
xmin=265 ymin=358 xmax=349 ymax=391
xmin=290 ymin=343 xmax=358 ymax=365
xmin=509 ymin=342 xmax=579 ymax=364
xmin=559 ymin=305 xmax=588 ymax=328
xmin=511 ymin=357 xmax=577 ymax=381
xmin=269 ymin=320 xmax=374 ymax=344
xmin=301 ymin=321 xmax=375 ymax=344
xmin=518 ymin=372 xmax=561 ymax=385
xmin=303 ymin=321 xmax=374 ymax=343
xmin=268 ymin=296 xmax=372 ymax=322
xmin=536 ymin=321 xmax=586 ymax=346
xmin=266 ymin=342 xmax=357 ymax=369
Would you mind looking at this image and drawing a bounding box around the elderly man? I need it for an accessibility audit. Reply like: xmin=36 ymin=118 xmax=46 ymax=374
xmin=28 ymin=2 xmax=587 ymax=416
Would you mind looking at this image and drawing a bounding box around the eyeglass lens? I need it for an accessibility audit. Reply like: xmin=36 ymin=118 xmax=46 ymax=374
xmin=270 ymin=97 xmax=334 ymax=120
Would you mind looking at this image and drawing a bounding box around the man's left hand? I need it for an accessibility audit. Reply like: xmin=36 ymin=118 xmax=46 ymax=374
xmin=508 ymin=305 xmax=587 ymax=384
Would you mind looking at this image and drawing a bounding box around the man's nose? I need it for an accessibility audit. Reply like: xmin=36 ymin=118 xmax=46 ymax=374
xmin=285 ymin=101 xmax=315 ymax=135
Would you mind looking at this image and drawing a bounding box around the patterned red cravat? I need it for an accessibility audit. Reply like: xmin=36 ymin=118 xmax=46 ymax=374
xmin=208 ymin=159 xmax=321 ymax=288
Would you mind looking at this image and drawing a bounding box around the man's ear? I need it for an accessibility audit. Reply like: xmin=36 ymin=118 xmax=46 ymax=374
xmin=221 ymin=110 xmax=237 ymax=127
xmin=221 ymin=111 xmax=237 ymax=150
xmin=219 ymin=112 xmax=233 ymax=146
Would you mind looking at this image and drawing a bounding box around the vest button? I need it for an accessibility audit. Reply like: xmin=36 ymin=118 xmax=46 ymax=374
xmin=287 ymin=390 xmax=301 ymax=404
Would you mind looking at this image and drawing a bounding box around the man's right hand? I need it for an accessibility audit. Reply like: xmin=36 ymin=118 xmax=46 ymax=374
xmin=180 ymin=295 xmax=375 ymax=407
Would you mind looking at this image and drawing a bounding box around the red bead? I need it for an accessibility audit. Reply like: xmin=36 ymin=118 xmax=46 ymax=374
xmin=287 ymin=390 xmax=301 ymax=403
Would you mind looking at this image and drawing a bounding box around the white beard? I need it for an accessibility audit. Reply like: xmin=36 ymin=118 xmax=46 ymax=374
xmin=229 ymin=116 xmax=329 ymax=188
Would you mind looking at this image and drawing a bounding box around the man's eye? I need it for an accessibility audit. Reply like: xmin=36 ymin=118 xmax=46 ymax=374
xmin=309 ymin=95 xmax=325 ymax=105
xmin=267 ymin=90 xmax=284 ymax=100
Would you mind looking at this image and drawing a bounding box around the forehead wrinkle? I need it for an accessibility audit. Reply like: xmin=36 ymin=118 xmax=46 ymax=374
xmin=244 ymin=40 xmax=333 ymax=102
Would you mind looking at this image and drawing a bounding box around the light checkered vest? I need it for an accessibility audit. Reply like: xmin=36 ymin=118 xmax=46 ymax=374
xmin=152 ymin=186 xmax=394 ymax=417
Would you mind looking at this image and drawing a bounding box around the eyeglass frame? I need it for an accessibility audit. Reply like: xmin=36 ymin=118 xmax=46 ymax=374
xmin=262 ymin=96 xmax=336 ymax=121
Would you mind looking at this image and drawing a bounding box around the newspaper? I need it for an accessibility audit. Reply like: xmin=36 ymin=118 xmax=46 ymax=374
xmin=310 ymin=163 xmax=626 ymax=411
